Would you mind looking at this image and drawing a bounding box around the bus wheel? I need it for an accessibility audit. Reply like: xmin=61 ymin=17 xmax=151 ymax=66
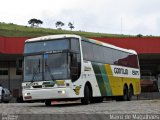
xmin=81 ymin=85 xmax=90 ymax=105
xmin=45 ymin=100 xmax=51 ymax=106
xmin=128 ymin=86 xmax=133 ymax=101
xmin=122 ymin=85 xmax=128 ymax=101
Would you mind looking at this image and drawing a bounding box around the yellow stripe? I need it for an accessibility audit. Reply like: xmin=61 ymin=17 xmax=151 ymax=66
xmin=105 ymin=64 xmax=141 ymax=96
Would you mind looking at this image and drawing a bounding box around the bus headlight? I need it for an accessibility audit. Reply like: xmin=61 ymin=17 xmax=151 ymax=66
xmin=62 ymin=90 xmax=65 ymax=94
xmin=24 ymin=92 xmax=31 ymax=96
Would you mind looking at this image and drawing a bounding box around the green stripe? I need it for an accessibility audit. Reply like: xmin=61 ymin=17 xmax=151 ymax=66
xmin=92 ymin=62 xmax=112 ymax=96
xmin=99 ymin=64 xmax=112 ymax=96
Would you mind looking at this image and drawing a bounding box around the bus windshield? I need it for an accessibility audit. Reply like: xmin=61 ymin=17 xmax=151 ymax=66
xmin=24 ymin=39 xmax=70 ymax=82
xmin=44 ymin=52 xmax=69 ymax=81
xmin=23 ymin=38 xmax=81 ymax=82
xmin=24 ymin=52 xmax=70 ymax=82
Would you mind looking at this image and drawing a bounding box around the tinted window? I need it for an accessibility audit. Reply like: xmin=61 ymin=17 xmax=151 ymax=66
xmin=25 ymin=39 xmax=69 ymax=53
xmin=92 ymin=44 xmax=104 ymax=62
xmin=82 ymin=41 xmax=94 ymax=60
xmin=112 ymin=49 xmax=121 ymax=65
xmin=71 ymin=38 xmax=80 ymax=52
xmin=127 ymin=54 xmax=139 ymax=68
xmin=112 ymin=50 xmax=139 ymax=68
xmin=118 ymin=52 xmax=129 ymax=66
xmin=82 ymin=40 xmax=139 ymax=68
xmin=103 ymin=47 xmax=114 ymax=64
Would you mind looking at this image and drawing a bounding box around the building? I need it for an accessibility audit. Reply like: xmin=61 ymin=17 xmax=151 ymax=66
xmin=0 ymin=36 xmax=160 ymax=98
xmin=0 ymin=37 xmax=28 ymax=98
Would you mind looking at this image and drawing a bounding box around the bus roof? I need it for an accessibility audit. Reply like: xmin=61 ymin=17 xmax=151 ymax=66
xmin=25 ymin=34 xmax=137 ymax=54
xmin=25 ymin=34 xmax=81 ymax=42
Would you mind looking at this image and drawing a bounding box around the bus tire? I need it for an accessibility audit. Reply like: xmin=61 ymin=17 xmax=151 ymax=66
xmin=122 ymin=85 xmax=128 ymax=101
xmin=128 ymin=85 xmax=133 ymax=101
xmin=81 ymin=85 xmax=90 ymax=105
xmin=45 ymin=100 xmax=51 ymax=106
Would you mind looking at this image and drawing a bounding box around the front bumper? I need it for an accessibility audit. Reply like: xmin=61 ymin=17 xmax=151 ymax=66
xmin=22 ymin=88 xmax=77 ymax=101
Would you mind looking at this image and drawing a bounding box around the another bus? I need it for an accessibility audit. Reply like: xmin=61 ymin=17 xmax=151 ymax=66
xmin=22 ymin=34 xmax=141 ymax=105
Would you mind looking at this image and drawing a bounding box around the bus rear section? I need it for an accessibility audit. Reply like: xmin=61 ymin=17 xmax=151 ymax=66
xmin=81 ymin=38 xmax=141 ymax=102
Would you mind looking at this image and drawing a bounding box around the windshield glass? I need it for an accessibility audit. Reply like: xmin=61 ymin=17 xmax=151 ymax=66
xmin=24 ymin=39 xmax=69 ymax=53
xmin=44 ymin=53 xmax=69 ymax=80
xmin=24 ymin=53 xmax=70 ymax=82
xmin=24 ymin=55 xmax=43 ymax=81
xmin=23 ymin=38 xmax=81 ymax=82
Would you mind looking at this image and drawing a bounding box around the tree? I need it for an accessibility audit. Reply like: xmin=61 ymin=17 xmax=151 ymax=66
xmin=68 ymin=22 xmax=75 ymax=30
xmin=28 ymin=18 xmax=37 ymax=27
xmin=55 ymin=21 xmax=65 ymax=29
xmin=36 ymin=19 xmax=43 ymax=27
xmin=28 ymin=18 xmax=43 ymax=27
xmin=136 ymin=34 xmax=143 ymax=37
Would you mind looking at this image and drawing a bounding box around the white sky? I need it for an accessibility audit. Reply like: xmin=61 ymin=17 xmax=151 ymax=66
xmin=0 ymin=0 xmax=160 ymax=36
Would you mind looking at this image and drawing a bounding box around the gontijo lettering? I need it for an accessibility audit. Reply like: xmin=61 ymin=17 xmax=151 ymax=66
xmin=114 ymin=67 xmax=128 ymax=75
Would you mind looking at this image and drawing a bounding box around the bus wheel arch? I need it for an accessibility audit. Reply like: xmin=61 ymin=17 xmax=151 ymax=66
xmin=81 ymin=81 xmax=93 ymax=105
xmin=123 ymin=83 xmax=128 ymax=101
xmin=128 ymin=84 xmax=134 ymax=101
xmin=86 ymin=81 xmax=93 ymax=97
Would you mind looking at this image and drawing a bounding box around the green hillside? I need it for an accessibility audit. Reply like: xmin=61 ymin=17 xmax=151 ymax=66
xmin=1 ymin=22 xmax=158 ymax=38
xmin=0 ymin=22 xmax=134 ymax=38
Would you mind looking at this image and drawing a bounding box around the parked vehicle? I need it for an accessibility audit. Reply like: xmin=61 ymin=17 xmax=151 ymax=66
xmin=141 ymin=76 xmax=159 ymax=92
xmin=1 ymin=88 xmax=12 ymax=103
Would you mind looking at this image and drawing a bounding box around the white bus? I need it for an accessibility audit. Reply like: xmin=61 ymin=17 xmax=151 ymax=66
xmin=22 ymin=34 xmax=141 ymax=105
